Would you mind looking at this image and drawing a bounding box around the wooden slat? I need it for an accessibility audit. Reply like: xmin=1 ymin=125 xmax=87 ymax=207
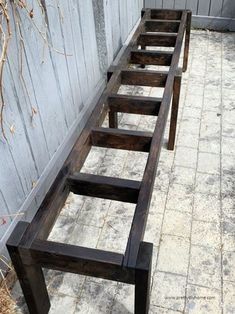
xmin=137 ymin=33 xmax=177 ymax=47
xmin=29 ymin=239 xmax=135 ymax=284
xmin=67 ymin=172 xmax=141 ymax=203
xmin=150 ymin=9 xmax=183 ymax=20
xmin=145 ymin=20 xmax=180 ymax=32
xmin=91 ymin=127 xmax=152 ymax=152
xmin=108 ymin=94 xmax=162 ymax=116
xmin=130 ymin=49 xmax=172 ymax=66
xmin=121 ymin=69 xmax=168 ymax=87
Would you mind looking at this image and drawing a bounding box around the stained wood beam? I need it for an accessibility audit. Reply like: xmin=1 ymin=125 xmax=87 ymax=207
xmin=130 ymin=50 xmax=172 ymax=66
xmin=145 ymin=20 xmax=180 ymax=33
xmin=121 ymin=69 xmax=168 ymax=87
xmin=30 ymin=240 xmax=135 ymax=284
xmin=137 ymin=33 xmax=177 ymax=47
xmin=108 ymin=94 xmax=162 ymax=116
xmin=91 ymin=127 xmax=152 ymax=152
xmin=150 ymin=9 xmax=182 ymax=20
xmin=67 ymin=172 xmax=141 ymax=203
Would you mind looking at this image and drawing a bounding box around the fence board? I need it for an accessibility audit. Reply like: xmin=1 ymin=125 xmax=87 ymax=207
xmin=174 ymin=0 xmax=187 ymax=10
xmin=222 ymin=0 xmax=235 ymax=18
xmin=186 ymin=0 xmax=198 ymax=15
xmin=210 ymin=0 xmax=223 ymax=16
xmin=163 ymin=0 xmax=174 ymax=9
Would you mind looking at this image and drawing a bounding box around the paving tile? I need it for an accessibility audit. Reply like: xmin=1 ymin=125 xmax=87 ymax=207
xmin=151 ymin=271 xmax=187 ymax=311
xmin=185 ymin=91 xmax=203 ymax=109
xmin=193 ymin=193 xmax=220 ymax=223
xmin=162 ymin=210 xmax=191 ymax=238
xmin=166 ymin=183 xmax=194 ymax=213
xmin=182 ymin=107 xmax=202 ymax=120
xmin=60 ymin=193 xmax=85 ymax=218
xmin=195 ymin=173 xmax=220 ymax=195
xmin=149 ymin=190 xmax=167 ymax=215
xmin=175 ymin=147 xmax=198 ymax=169
xmin=222 ymin=212 xmax=235 ymax=251
xmin=203 ymin=97 xmax=221 ymax=112
xmin=179 ymin=118 xmax=201 ymax=136
xmin=149 ymin=305 xmax=182 ymax=314
xmin=111 ymin=283 xmax=134 ymax=313
xmin=57 ymin=273 xmax=85 ymax=298
xmin=199 ymin=137 xmax=220 ymax=154
xmin=48 ymin=216 xmax=76 ymax=243
xmin=223 ymin=281 xmax=235 ymax=314
xmin=197 ymin=152 xmax=220 ymax=175
xmin=222 ymin=136 xmax=235 ymax=155
xmin=81 ymin=147 xmax=107 ymax=174
xmin=157 ymin=235 xmax=190 ymax=275
xmin=170 ymin=166 xmax=195 ymax=187
xmin=185 ymin=285 xmax=221 ymax=314
xmin=69 ymin=223 xmax=101 ymax=248
xmin=108 ymin=200 xmax=135 ymax=217
xmin=75 ymin=280 xmax=117 ymax=314
xmin=223 ymin=251 xmax=235 ymax=282
xmin=49 ymin=294 xmax=77 ymax=314
xmin=144 ymin=212 xmax=163 ymax=245
xmin=97 ymin=214 xmax=133 ymax=253
xmin=188 ymin=245 xmax=221 ymax=290
xmin=76 ymin=197 xmax=111 ymax=228
xmin=191 ymin=220 xmax=220 ymax=249
xmin=177 ymin=131 xmax=199 ymax=149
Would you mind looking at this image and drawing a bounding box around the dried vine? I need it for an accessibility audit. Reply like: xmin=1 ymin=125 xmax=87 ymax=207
xmin=0 ymin=0 xmax=11 ymax=140
xmin=0 ymin=0 xmax=69 ymax=140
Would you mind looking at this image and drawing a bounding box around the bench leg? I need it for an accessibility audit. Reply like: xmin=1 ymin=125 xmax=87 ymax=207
xmin=135 ymin=242 xmax=153 ymax=314
xmin=7 ymin=222 xmax=50 ymax=314
xmin=183 ymin=11 xmax=192 ymax=72
xmin=109 ymin=111 xmax=118 ymax=128
xmin=168 ymin=72 xmax=182 ymax=151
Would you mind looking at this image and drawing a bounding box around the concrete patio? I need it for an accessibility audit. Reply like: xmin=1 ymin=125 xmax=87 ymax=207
xmin=12 ymin=29 xmax=235 ymax=314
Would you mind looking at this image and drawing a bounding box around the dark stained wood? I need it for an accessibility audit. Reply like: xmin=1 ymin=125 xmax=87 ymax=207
xmin=121 ymin=69 xmax=168 ymax=87
xmin=168 ymin=71 xmax=182 ymax=150
xmin=67 ymin=172 xmax=141 ymax=203
xmin=7 ymin=222 xmax=50 ymax=314
xmin=124 ymin=11 xmax=188 ymax=268
xmin=29 ymin=239 xmax=135 ymax=284
xmin=145 ymin=20 xmax=180 ymax=33
xmin=7 ymin=8 xmax=191 ymax=314
xmin=91 ymin=127 xmax=152 ymax=152
xmin=183 ymin=10 xmax=192 ymax=72
xmin=130 ymin=50 xmax=172 ymax=66
xmin=135 ymin=242 xmax=153 ymax=314
xmin=150 ymin=9 xmax=182 ymax=20
xmin=137 ymin=33 xmax=177 ymax=47
xmin=108 ymin=94 xmax=162 ymax=116
xmin=109 ymin=111 xmax=118 ymax=128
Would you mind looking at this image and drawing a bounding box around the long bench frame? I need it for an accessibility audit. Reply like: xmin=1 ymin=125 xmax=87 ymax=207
xmin=7 ymin=8 xmax=191 ymax=314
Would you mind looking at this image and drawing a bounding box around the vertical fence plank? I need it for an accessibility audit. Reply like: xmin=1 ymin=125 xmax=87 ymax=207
xmin=186 ymin=0 xmax=198 ymax=15
xmin=222 ymin=0 xmax=235 ymax=18
xmin=209 ymin=0 xmax=223 ymax=16
xmin=197 ymin=0 xmax=211 ymax=15
xmin=174 ymin=0 xmax=187 ymax=10
xmin=163 ymin=0 xmax=174 ymax=9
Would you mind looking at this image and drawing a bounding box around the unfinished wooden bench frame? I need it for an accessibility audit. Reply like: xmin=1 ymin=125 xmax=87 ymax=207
xmin=7 ymin=8 xmax=191 ymax=314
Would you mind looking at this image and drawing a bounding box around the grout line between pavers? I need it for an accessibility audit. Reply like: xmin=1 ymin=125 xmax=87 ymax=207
xmin=182 ymin=29 xmax=209 ymax=313
xmin=220 ymin=31 xmax=224 ymax=314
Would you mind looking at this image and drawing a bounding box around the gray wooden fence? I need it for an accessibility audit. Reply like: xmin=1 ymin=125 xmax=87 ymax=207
xmin=145 ymin=0 xmax=235 ymax=30
xmin=0 ymin=0 xmax=143 ymax=260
